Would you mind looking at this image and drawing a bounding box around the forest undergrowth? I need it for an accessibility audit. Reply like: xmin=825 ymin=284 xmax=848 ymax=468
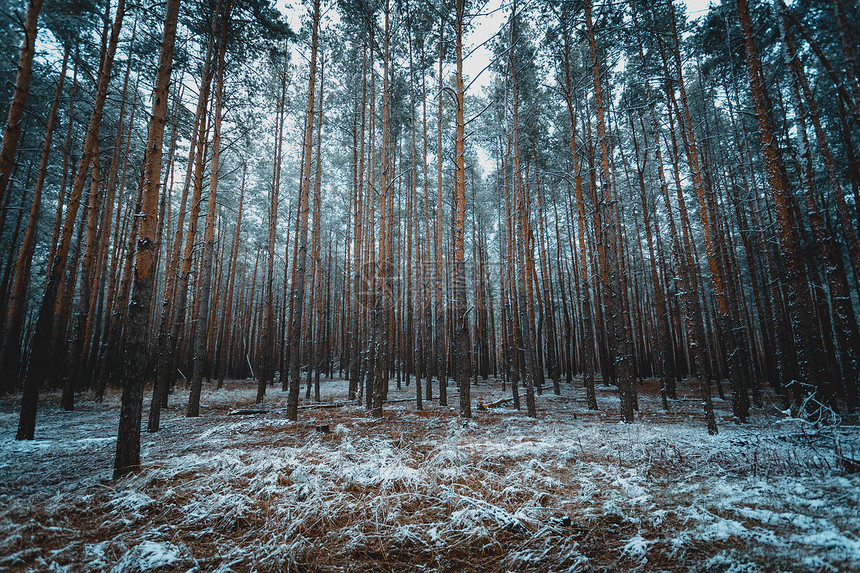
xmin=1 ymin=377 xmax=858 ymax=572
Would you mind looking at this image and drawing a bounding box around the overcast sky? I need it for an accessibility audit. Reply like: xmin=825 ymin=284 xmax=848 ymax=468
xmin=273 ymin=0 xmax=717 ymax=93
xmin=464 ymin=0 xmax=715 ymax=92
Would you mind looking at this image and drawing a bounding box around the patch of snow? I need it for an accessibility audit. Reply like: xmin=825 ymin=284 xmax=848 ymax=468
xmin=109 ymin=541 xmax=193 ymax=573
xmin=792 ymin=529 xmax=860 ymax=555
xmin=704 ymin=552 xmax=765 ymax=573
xmin=334 ymin=423 xmax=349 ymax=436
xmin=109 ymin=490 xmax=155 ymax=523
xmin=0 ymin=437 xmax=53 ymax=453
xmin=697 ymin=516 xmax=749 ymax=542
xmin=800 ymin=555 xmax=840 ymax=572
xmin=620 ymin=533 xmax=652 ymax=565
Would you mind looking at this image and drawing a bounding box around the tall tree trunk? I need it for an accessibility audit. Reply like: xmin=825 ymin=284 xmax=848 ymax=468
xmin=148 ymin=36 xmax=215 ymax=430
xmin=737 ymin=0 xmax=826 ymax=400
xmin=435 ymin=11 xmax=447 ymax=408
xmin=405 ymin=1 xmax=422 ymax=409
xmin=0 ymin=0 xmax=44 ymax=211
xmin=348 ymin=43 xmax=367 ymax=400
xmin=453 ymin=0 xmax=470 ymax=418
xmin=0 ymin=45 xmax=68 ymax=390
xmin=372 ymin=0 xmax=391 ymax=417
xmin=259 ymin=47 xmax=287 ymax=403
xmin=559 ymin=6 xmax=597 ymax=409
xmin=287 ymin=0 xmax=320 ymax=421
xmin=309 ymin=55 xmax=325 ymax=402
xmin=217 ymin=167 xmax=245 ymax=388
xmin=151 ymin=13 xmax=218 ymax=428
xmin=61 ymin=145 xmax=103 ymax=409
xmin=189 ymin=1 xmax=230 ymax=417
xmin=18 ymin=0 xmax=125 ymax=440
xmin=584 ymin=0 xmax=635 ymax=423
xmin=665 ymin=0 xmax=750 ymax=421
xmin=509 ymin=4 xmax=537 ymax=418
xmin=778 ymin=2 xmax=859 ymax=406
xmin=64 ymin=28 xmax=137 ymax=408
xmin=114 ymin=0 xmax=181 ymax=477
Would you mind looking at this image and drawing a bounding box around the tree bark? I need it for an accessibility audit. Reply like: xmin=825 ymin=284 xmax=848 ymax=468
xmin=0 ymin=45 xmax=67 ymax=391
xmin=189 ymin=0 xmax=230 ymax=417
xmin=585 ymin=0 xmax=635 ymax=423
xmin=114 ymin=0 xmax=181 ymax=477
xmin=737 ymin=0 xmax=826 ymax=399
xmin=0 ymin=0 xmax=44 ymax=211
xmin=453 ymin=0 xmax=470 ymax=418
xmin=287 ymin=0 xmax=321 ymax=421
xmin=559 ymin=5 xmax=597 ymax=410
xmin=18 ymin=0 xmax=125 ymax=440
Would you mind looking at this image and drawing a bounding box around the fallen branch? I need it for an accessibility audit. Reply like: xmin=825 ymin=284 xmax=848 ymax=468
xmin=227 ymin=408 xmax=271 ymax=415
xmin=228 ymin=402 xmax=352 ymax=415
xmin=478 ymin=398 xmax=513 ymax=410
xmin=227 ymin=397 xmax=421 ymax=416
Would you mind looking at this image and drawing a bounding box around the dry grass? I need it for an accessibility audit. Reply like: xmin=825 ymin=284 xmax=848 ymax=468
xmin=1 ymin=376 xmax=858 ymax=572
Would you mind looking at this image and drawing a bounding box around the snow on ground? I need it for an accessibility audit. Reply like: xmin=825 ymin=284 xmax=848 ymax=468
xmin=1 ymin=376 xmax=858 ymax=572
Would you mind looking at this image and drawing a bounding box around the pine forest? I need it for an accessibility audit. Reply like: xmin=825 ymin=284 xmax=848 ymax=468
xmin=0 ymin=0 xmax=859 ymax=570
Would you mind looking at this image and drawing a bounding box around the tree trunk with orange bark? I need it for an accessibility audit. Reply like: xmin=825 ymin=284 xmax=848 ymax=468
xmin=287 ymin=0 xmax=321 ymax=421
xmin=0 ymin=0 xmax=44 ymax=213
xmin=114 ymin=0 xmax=181 ymax=477
xmin=189 ymin=0 xmax=230 ymax=417
xmin=0 ymin=45 xmax=67 ymax=392
xmin=737 ymin=0 xmax=826 ymax=401
xmin=18 ymin=0 xmax=125 ymax=440
xmin=584 ymin=0 xmax=636 ymax=423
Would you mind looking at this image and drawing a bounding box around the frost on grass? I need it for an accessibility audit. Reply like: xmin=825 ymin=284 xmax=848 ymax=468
xmin=109 ymin=541 xmax=194 ymax=573
xmin=0 ymin=377 xmax=858 ymax=571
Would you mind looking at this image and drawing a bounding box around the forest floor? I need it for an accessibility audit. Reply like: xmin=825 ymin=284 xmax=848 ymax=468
xmin=1 ymin=374 xmax=859 ymax=572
